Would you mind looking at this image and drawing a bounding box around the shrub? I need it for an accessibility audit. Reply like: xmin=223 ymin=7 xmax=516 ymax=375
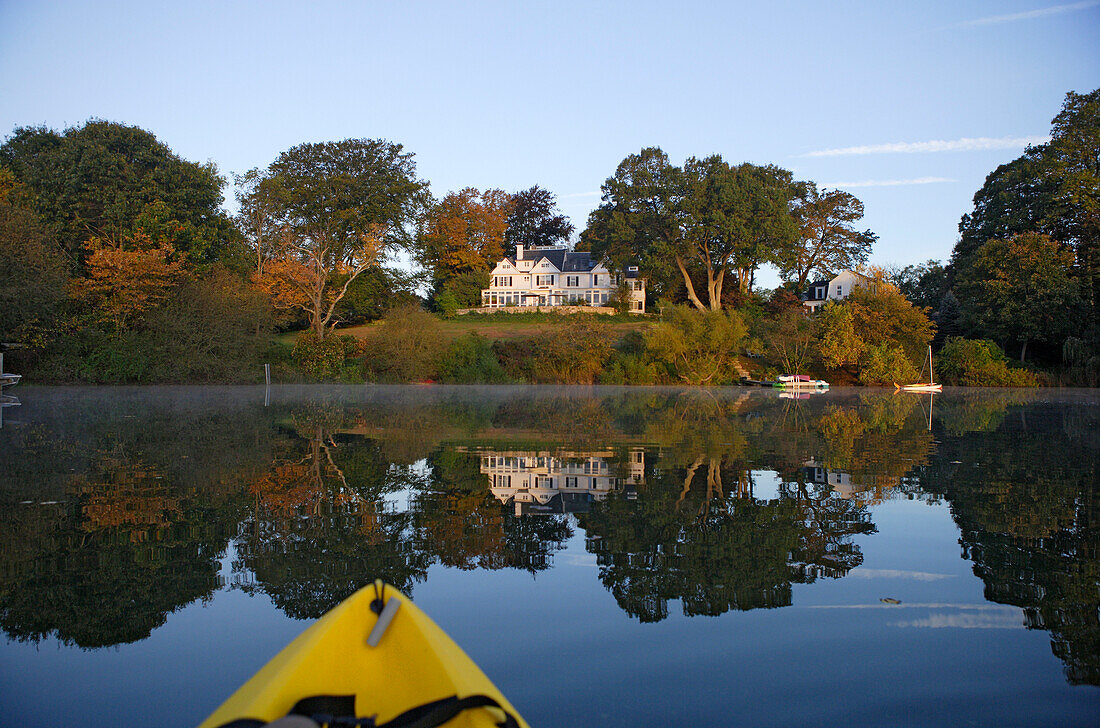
xmin=438 ymin=333 xmax=509 ymax=383
xmin=645 ymin=305 xmax=747 ymax=384
xmin=434 ymin=289 xmax=461 ymax=319
xmin=143 ymin=271 xmax=274 ymax=382
xmin=292 ymin=330 xmax=361 ymax=381
xmin=493 ymin=320 xmax=613 ymax=383
xmin=937 ymin=338 xmax=1039 ymax=387
xmin=599 ymin=352 xmax=658 ymax=384
xmin=359 ymin=305 xmax=447 ymax=382
xmin=857 ymin=343 xmax=919 ymax=385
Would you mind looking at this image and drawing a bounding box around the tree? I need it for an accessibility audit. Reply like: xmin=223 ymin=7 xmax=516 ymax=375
xmin=816 ymin=303 xmax=864 ymax=369
xmin=245 ymin=139 xmax=429 ymax=340
xmin=955 ymin=232 xmax=1084 ymax=362
xmin=69 ymin=233 xmax=186 ymax=330
xmin=0 ymin=169 xmax=67 ymax=342
xmin=845 ymin=272 xmax=936 ymax=364
xmin=815 ymin=273 xmax=935 ymax=381
xmin=504 ymin=185 xmax=573 ymax=254
xmin=415 ymin=187 xmax=510 ymax=287
xmin=1045 ymin=89 xmax=1100 ymax=313
xmin=678 ymin=157 xmax=798 ymax=307
xmin=952 ymin=89 xmax=1099 ymax=315
xmin=584 ymin=149 xmax=798 ymax=310
xmin=781 ymin=184 xmax=876 ymax=289
xmin=888 ymin=259 xmax=947 ymax=311
xmin=759 ymin=309 xmax=814 ymax=375
xmin=234 ymin=167 xmax=289 ymax=276
xmin=0 ymin=120 xmax=238 ymax=267
xmin=582 ymin=147 xmax=684 ymax=302
xmin=954 ymin=149 xmax=1058 ymax=269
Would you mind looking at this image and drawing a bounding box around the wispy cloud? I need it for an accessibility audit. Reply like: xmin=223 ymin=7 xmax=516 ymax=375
xmin=955 ymin=0 xmax=1100 ymax=28
xmin=802 ymin=135 xmax=1049 ymax=157
xmin=892 ymin=612 xmax=1023 ymax=629
xmin=822 ymin=177 xmax=956 ymax=189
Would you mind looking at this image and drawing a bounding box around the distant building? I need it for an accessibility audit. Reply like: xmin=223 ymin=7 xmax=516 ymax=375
xmin=800 ymin=270 xmax=875 ymax=312
xmin=481 ymin=244 xmax=645 ymax=312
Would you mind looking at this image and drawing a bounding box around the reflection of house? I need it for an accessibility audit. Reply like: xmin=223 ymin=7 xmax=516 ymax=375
xmin=479 ymin=448 xmax=645 ymax=516
xmin=800 ymin=270 xmax=874 ymax=312
xmin=801 ymin=459 xmax=924 ymax=504
xmin=481 ymin=244 xmax=646 ymax=312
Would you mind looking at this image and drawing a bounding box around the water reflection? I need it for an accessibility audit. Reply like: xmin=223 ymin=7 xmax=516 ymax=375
xmin=0 ymin=386 xmax=1096 ymax=688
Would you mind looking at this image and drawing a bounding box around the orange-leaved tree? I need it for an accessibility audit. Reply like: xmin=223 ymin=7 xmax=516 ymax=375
xmin=70 ymin=231 xmax=186 ymax=329
xmin=242 ymin=139 xmax=429 ymax=341
xmin=415 ymin=187 xmax=510 ymax=287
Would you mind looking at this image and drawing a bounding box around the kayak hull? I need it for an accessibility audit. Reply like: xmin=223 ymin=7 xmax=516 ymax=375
xmin=198 ymin=583 xmax=528 ymax=728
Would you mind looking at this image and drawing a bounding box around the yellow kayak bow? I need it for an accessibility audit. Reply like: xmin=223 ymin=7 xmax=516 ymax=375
xmin=198 ymin=581 xmax=528 ymax=728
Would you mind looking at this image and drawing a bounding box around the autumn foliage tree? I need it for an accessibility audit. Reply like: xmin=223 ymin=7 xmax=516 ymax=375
xmin=244 ymin=139 xmax=429 ymax=341
xmin=415 ymin=187 xmax=510 ymax=295
xmin=70 ymin=232 xmax=186 ymax=329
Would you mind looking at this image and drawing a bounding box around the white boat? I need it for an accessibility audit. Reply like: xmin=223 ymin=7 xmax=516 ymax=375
xmin=0 ymin=351 xmax=18 ymax=388
xmin=775 ymin=374 xmax=829 ymax=389
xmin=897 ymin=346 xmax=942 ymax=393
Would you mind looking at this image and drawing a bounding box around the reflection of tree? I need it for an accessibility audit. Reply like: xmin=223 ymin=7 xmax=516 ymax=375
xmin=0 ymin=390 xmax=269 ymax=649
xmin=412 ymin=450 xmax=571 ymax=573
xmin=0 ymin=458 xmax=235 ymax=648
xmin=234 ymin=424 xmax=428 ymax=619
xmin=927 ymin=401 xmax=1100 ymax=685
xmin=579 ymin=454 xmax=875 ymax=622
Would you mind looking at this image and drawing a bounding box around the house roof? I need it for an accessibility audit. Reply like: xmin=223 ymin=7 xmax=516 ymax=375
xmin=507 ymin=247 xmax=602 ymax=273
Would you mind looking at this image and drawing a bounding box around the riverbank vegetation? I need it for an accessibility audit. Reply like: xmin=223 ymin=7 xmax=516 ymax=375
xmin=1 ymin=89 xmax=1095 ymax=386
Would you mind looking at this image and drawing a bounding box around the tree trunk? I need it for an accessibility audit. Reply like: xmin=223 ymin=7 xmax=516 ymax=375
xmin=708 ymin=269 xmax=725 ymax=310
xmin=675 ymin=256 xmax=707 ymax=310
xmin=1020 ymin=339 xmax=1029 ymax=363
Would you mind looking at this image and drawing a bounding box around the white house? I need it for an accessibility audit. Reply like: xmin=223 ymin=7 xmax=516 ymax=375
xmin=480 ymin=244 xmax=646 ymax=313
xmin=800 ymin=270 xmax=875 ymax=312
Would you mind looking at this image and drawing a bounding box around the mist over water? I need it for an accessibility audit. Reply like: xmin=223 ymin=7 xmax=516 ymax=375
xmin=1 ymin=386 xmax=1097 ymax=727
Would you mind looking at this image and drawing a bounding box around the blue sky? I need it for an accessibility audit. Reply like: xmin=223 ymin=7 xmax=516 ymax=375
xmin=1 ymin=1 xmax=1097 ymax=286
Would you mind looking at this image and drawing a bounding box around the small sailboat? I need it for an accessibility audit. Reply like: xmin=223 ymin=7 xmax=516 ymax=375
xmin=896 ymin=346 xmax=942 ymax=393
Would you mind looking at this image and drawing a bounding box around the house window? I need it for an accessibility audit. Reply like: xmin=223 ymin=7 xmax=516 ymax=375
xmin=566 ymin=476 xmax=577 ymax=488
xmin=495 ymin=275 xmax=512 ymax=287
xmin=536 ymin=274 xmax=554 ymax=287
xmin=566 ymin=275 xmax=579 ymax=287
xmin=836 ymin=285 xmax=843 ymax=296
xmin=593 ymin=275 xmax=601 ymax=286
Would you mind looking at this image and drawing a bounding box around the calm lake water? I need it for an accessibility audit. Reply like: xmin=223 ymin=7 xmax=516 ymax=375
xmin=1 ymin=385 xmax=1098 ymax=727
